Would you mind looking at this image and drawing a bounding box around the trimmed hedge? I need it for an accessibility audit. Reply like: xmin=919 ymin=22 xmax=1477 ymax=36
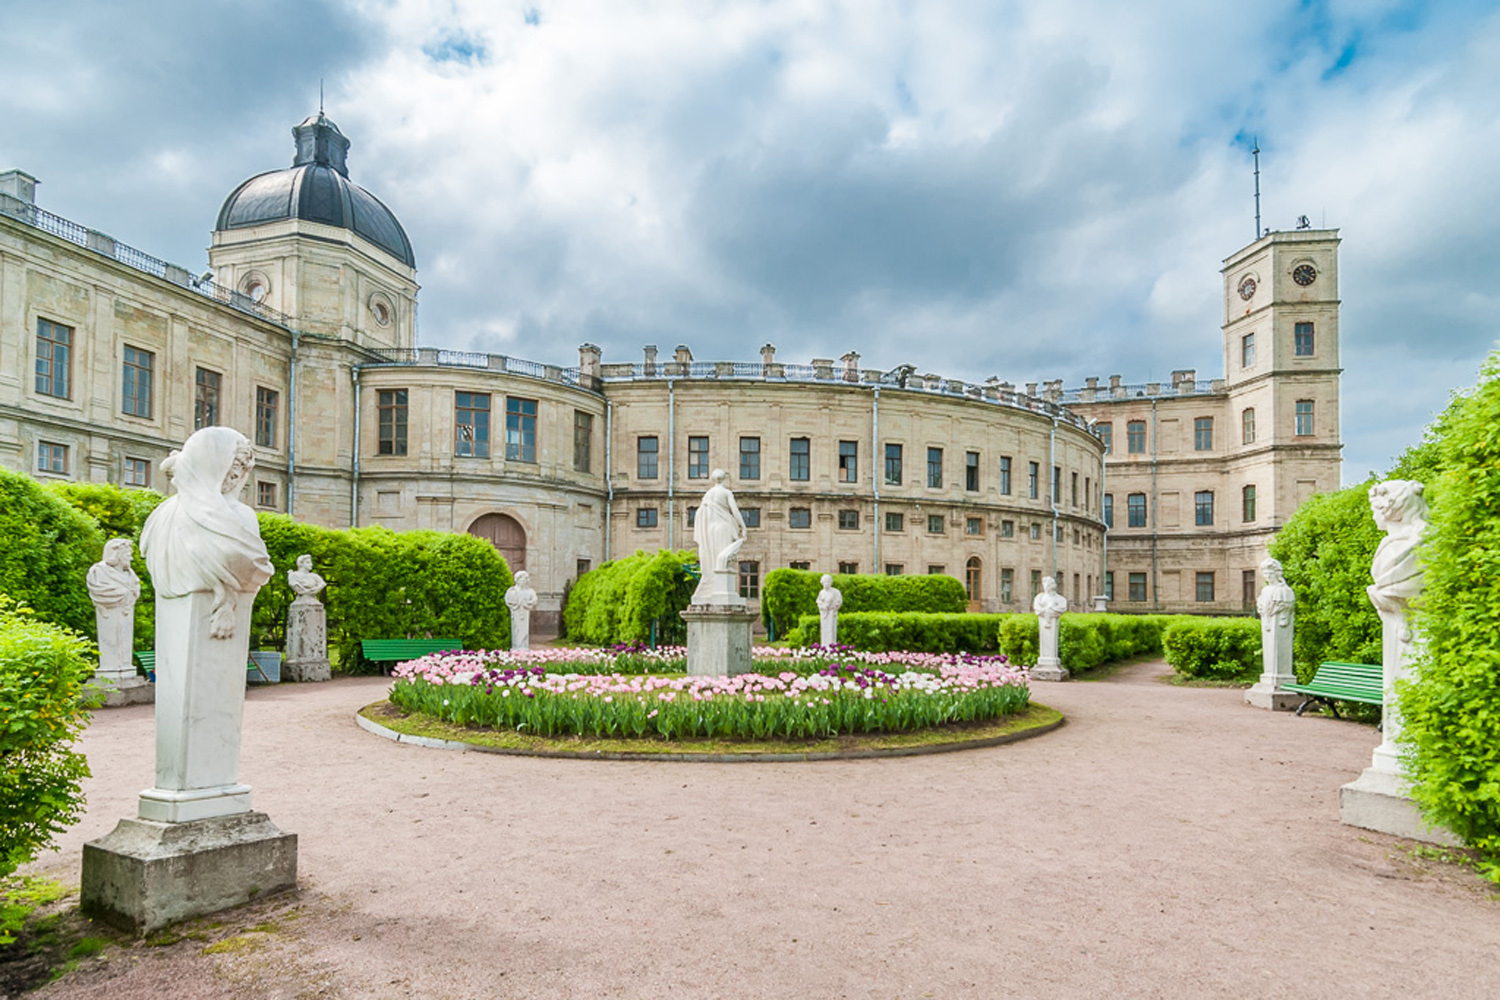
xmin=48 ymin=482 xmax=165 ymax=650
xmin=563 ymin=549 xmax=698 ymax=646
xmin=762 ymin=569 xmax=967 ymax=638
xmin=0 ymin=468 xmax=104 ymax=637
xmin=1161 ymin=618 xmax=1261 ymax=680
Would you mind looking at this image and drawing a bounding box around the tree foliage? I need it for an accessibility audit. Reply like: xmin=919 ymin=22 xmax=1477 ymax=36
xmin=563 ymin=549 xmax=698 ymax=645
xmin=0 ymin=469 xmax=104 ymax=638
xmin=48 ymin=482 xmax=164 ymax=649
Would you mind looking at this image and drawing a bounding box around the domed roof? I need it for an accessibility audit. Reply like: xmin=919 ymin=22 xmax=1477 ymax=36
xmin=215 ymin=114 xmax=415 ymax=268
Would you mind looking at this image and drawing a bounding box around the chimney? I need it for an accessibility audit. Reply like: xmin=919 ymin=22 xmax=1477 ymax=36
xmin=578 ymin=343 xmax=602 ymax=383
xmin=674 ymin=345 xmax=693 ymax=364
xmin=0 ymin=170 xmax=38 ymax=223
xmin=840 ymin=351 xmax=860 ymax=382
xmin=760 ymin=343 xmax=777 ymax=365
xmin=1085 ymin=376 xmax=1099 ymax=389
xmin=1171 ymin=369 xmax=1196 ymax=387
xmin=1025 ymin=382 xmax=1038 ymax=397
xmin=642 ymin=344 xmax=658 ymax=375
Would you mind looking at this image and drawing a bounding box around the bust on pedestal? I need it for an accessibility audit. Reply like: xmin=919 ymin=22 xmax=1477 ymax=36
xmin=81 ymin=427 xmax=298 ymax=934
xmin=1245 ymin=557 xmax=1300 ymax=710
xmin=284 ymin=555 xmax=331 ymax=682
xmin=505 ymin=570 xmax=539 ymax=651
xmin=86 ymin=538 xmax=153 ymax=706
xmin=681 ymin=469 xmax=755 ymax=677
xmin=1031 ymin=576 xmax=1069 ymax=682
xmin=816 ymin=574 xmax=842 ymax=647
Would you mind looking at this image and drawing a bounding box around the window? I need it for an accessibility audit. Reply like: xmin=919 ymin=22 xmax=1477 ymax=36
xmin=1000 ymin=456 xmax=1012 ymax=495
xmin=965 ymin=451 xmax=980 ymax=491
xmin=1052 ymin=466 xmax=1061 ymax=503
xmin=35 ymin=319 xmax=72 ymax=398
xmin=738 ymin=561 xmax=760 ymax=599
xmin=577 ymin=559 xmax=592 ymax=578
xmin=637 ymin=436 xmax=659 ymax=479
xmin=1242 ymin=408 xmax=1256 ymax=445
xmin=789 ymin=507 xmax=811 ymax=529
xmin=1295 ymin=321 xmax=1314 ymax=356
xmin=194 ymin=367 xmax=221 ymax=429
xmin=1028 ymin=461 xmax=1039 ymax=499
xmin=1295 ymin=400 xmax=1315 ymax=436
xmin=927 ymin=447 xmax=943 ymax=488
xmin=789 ymin=437 xmax=810 ymax=481
xmin=1071 ymin=471 xmax=1079 ymax=507
xmin=1029 ymin=523 xmax=1041 ymax=540
xmin=574 ymin=411 xmax=593 ymax=472
xmin=965 ymin=557 xmax=982 ymax=602
xmin=122 ymin=345 xmax=153 ymax=418
xmin=838 ymin=509 xmax=859 ymax=530
xmin=927 ymin=565 xmax=945 ymax=575
xmin=1195 ymin=490 xmax=1214 ymax=526
xmin=1001 ymin=520 xmax=1014 ymax=538
xmin=741 ymin=507 xmax=761 ymax=528
xmin=838 ymin=440 xmax=858 ymax=483
xmin=740 ymin=437 xmax=761 ymax=480
xmin=884 ymin=511 xmax=904 ymax=532
xmin=686 ymin=506 xmax=697 ymax=527
xmin=789 ymin=561 xmax=811 ymax=571
xmin=637 ymin=508 xmax=658 ymax=528
xmin=1103 ymin=494 xmax=1114 ymax=529
xmin=885 ymin=564 xmax=904 ymax=576
xmin=1127 ymin=420 xmax=1146 ymax=454
xmin=1000 ymin=568 xmax=1014 ymax=603
xmin=927 ymin=514 xmax=945 ymax=534
xmin=1242 ymin=484 xmax=1257 ymax=522
xmin=455 ymin=392 xmax=491 ymax=457
xmin=838 ymin=561 xmax=859 ymax=575
xmin=1128 ymin=572 xmax=1147 ymax=602
xmin=966 ymin=516 xmax=984 ymax=536
xmin=378 ymin=389 xmax=408 ymax=456
xmin=688 ymin=436 xmax=709 ymax=479
xmin=506 ymin=397 xmax=537 ymax=462
xmin=255 ymin=386 xmax=279 ymax=449
xmin=1127 ymin=493 xmax=1147 ymax=528
xmin=1084 ymin=477 xmax=1091 ymax=512
xmin=1104 ymin=571 xmax=1114 ymax=601
xmin=1243 ymin=569 xmax=1257 ymax=608
xmin=1030 ymin=570 xmax=1042 ymax=601
xmin=1196 ymin=572 xmax=1216 ymax=603
xmin=885 ymin=444 xmax=903 ymax=485
xmin=1194 ymin=417 xmax=1213 ymax=451
xmin=1098 ymin=423 xmax=1112 ymax=454
xmin=37 ymin=441 xmax=67 ymax=475
xmin=256 ymin=481 xmax=277 ymax=509
xmin=1242 ymin=332 xmax=1256 ymax=368
xmin=124 ymin=456 xmax=150 ymax=487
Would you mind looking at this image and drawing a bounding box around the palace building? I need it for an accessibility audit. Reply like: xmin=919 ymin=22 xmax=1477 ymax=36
xmin=0 ymin=115 xmax=1341 ymax=631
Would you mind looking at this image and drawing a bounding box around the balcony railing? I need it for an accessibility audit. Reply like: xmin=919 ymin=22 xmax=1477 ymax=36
xmin=359 ymin=347 xmax=591 ymax=390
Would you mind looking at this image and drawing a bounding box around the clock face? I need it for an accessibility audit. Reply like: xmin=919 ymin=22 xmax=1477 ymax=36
xmin=1293 ymin=263 xmax=1317 ymax=286
xmin=1237 ymin=276 xmax=1257 ymax=301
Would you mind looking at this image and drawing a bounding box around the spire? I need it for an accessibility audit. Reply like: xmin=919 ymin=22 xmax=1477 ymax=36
xmin=292 ymin=113 xmax=350 ymax=177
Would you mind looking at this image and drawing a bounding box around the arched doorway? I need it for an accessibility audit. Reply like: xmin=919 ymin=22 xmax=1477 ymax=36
xmin=964 ymin=556 xmax=982 ymax=610
xmin=469 ymin=513 xmax=527 ymax=573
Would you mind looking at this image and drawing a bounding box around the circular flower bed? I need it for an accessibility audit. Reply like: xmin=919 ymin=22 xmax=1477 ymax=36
xmin=388 ymin=646 xmax=1030 ymax=742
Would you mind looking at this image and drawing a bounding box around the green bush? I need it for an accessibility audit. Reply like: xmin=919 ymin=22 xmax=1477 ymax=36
xmin=49 ymin=482 xmax=164 ymax=651
xmin=0 ymin=469 xmax=104 ymax=637
xmin=0 ymin=597 xmax=94 ymax=941
xmin=761 ymin=570 xmax=967 ymax=638
xmin=563 ymin=550 xmax=697 ymax=645
xmin=1161 ymin=618 xmax=1261 ymax=680
xmin=1401 ymin=352 xmax=1500 ymax=877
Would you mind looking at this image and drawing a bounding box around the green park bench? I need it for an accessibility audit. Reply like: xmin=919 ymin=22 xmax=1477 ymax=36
xmin=361 ymin=638 xmax=463 ymax=675
xmin=134 ymin=650 xmax=282 ymax=684
xmin=1282 ymin=661 xmax=1384 ymax=718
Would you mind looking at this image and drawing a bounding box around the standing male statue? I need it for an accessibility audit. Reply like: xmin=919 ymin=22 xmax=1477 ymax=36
xmin=816 ymin=574 xmax=843 ymax=647
xmin=1246 ymin=556 xmax=1298 ymax=709
xmin=87 ymin=537 xmax=145 ymax=700
xmin=505 ymin=570 xmax=539 ymax=651
xmin=284 ymin=554 xmax=331 ymax=682
xmin=691 ymin=469 xmax=747 ymax=605
xmin=1031 ymin=575 xmax=1069 ymax=681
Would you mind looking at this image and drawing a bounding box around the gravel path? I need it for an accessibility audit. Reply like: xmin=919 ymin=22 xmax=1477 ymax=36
xmin=28 ymin=659 xmax=1500 ymax=999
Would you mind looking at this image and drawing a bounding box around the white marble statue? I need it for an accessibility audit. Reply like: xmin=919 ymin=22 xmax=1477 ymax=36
xmin=816 ymin=573 xmax=843 ymax=647
xmin=691 ymin=469 xmax=747 ymax=605
xmin=505 ymin=570 xmax=539 ymax=651
xmin=284 ymin=554 xmax=331 ymax=682
xmin=137 ymin=426 xmax=274 ymax=823
xmin=87 ymin=537 xmax=142 ymax=687
xmin=1031 ymin=575 xmax=1069 ymax=681
xmin=1246 ymin=556 xmax=1298 ymax=710
xmin=287 ymin=554 xmax=326 ymax=599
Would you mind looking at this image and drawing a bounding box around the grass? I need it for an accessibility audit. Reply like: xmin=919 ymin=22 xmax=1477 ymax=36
xmin=1161 ymin=674 xmax=1256 ymax=688
xmin=362 ymin=699 xmax=1063 ymax=757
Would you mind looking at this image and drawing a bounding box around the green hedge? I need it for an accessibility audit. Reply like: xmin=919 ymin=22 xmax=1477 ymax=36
xmin=563 ymin=549 xmax=698 ymax=645
xmin=48 ymin=482 xmax=165 ymax=650
xmin=762 ymin=569 xmax=967 ymax=638
xmin=0 ymin=469 xmax=105 ymax=638
xmin=1161 ymin=618 xmax=1261 ymax=680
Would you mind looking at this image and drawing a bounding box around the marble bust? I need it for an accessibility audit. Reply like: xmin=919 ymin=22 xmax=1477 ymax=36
xmin=1367 ymin=479 xmax=1427 ymax=636
xmin=1256 ymin=556 xmax=1295 ymax=628
xmin=287 ymin=554 xmax=326 ymax=601
xmin=504 ymin=570 xmax=539 ymax=651
xmin=815 ymin=573 xmax=843 ymax=647
xmin=691 ymin=469 xmax=747 ymax=604
xmin=87 ymin=537 xmax=142 ymax=683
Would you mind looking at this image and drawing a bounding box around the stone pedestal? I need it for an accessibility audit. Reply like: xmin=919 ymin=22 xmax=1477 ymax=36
xmin=80 ymin=812 xmax=298 ymax=935
xmin=681 ymin=604 xmax=755 ymax=678
xmin=1030 ymin=661 xmax=1070 ymax=683
xmin=1339 ymin=768 xmax=1460 ymax=847
xmin=1244 ymin=683 xmax=1300 ymax=711
xmin=91 ymin=675 xmax=155 ymax=707
xmin=283 ymin=597 xmax=331 ymax=682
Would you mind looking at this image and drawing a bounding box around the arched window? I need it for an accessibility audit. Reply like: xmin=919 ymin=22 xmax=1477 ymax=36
xmin=468 ymin=512 xmax=527 ymax=573
xmin=964 ymin=556 xmax=982 ymax=604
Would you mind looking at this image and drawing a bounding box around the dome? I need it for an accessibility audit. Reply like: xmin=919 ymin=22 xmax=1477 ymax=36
xmin=215 ymin=114 xmax=415 ymax=268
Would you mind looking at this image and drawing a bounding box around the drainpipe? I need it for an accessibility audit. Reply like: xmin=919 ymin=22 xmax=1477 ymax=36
xmin=872 ymin=386 xmax=881 ymax=572
xmin=1151 ymin=396 xmax=1160 ymax=611
xmin=1099 ymin=425 xmax=1109 ymax=601
xmin=604 ymin=399 xmax=614 ymax=562
xmin=667 ymin=378 xmax=676 ymax=550
xmin=1049 ymin=413 xmax=1060 ymax=581
xmin=350 ymin=365 xmax=361 ymax=527
xmin=286 ymin=329 xmax=299 ymax=516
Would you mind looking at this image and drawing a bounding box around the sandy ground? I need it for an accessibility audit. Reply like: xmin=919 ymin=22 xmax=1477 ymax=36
xmin=24 ymin=659 xmax=1500 ymax=1000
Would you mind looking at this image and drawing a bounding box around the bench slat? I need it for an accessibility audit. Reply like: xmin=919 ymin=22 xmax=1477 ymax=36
xmin=361 ymin=639 xmax=462 ymax=661
xmin=1283 ymin=660 xmax=1383 ymax=706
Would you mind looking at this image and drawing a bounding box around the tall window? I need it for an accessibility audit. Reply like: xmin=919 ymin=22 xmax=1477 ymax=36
xmin=1128 ymin=572 xmax=1147 ymax=602
xmin=1098 ymin=422 xmax=1112 ymax=454
xmin=378 ymin=389 xmax=408 ymax=455
xmin=1070 ymin=471 xmax=1078 ymax=507
xmin=1103 ymin=493 xmax=1114 ymax=529
xmin=122 ymin=345 xmax=153 ymax=418
xmin=1243 ymin=570 xmax=1257 ymax=608
xmin=1242 ymin=408 xmax=1256 ymax=445
xmin=194 ymin=367 xmax=221 ymax=429
xmin=124 ymin=457 xmax=150 ymax=487
xmin=838 ymin=440 xmax=857 ymax=483
xmin=255 ymin=386 xmax=278 ymax=448
xmin=965 ymin=557 xmax=982 ymax=603
xmin=1000 ymin=567 xmax=1014 ymax=603
xmin=1104 ymin=571 xmax=1114 ymax=601
xmin=35 ymin=319 xmax=72 ymax=398
xmin=1030 ymin=570 xmax=1042 ymax=601
xmin=789 ymin=507 xmax=811 ymax=529
xmin=1295 ymin=321 xmax=1315 ymax=356
xmin=1127 ymin=420 xmax=1146 ymax=454
xmin=838 ymin=509 xmax=859 ymax=529
xmin=1028 ymin=461 xmax=1039 ymax=499
xmin=1194 ymin=417 xmax=1213 ymax=451
xmin=738 ymin=561 xmax=760 ymax=599
xmin=884 ymin=443 xmax=903 ymax=485
xmin=1051 ymin=466 xmax=1061 ymax=504
xmin=686 ymin=506 xmax=698 ymax=528
xmin=789 ymin=437 xmax=810 ymax=481
xmin=1242 ymin=484 xmax=1257 ymax=522
xmin=455 ymin=392 xmax=491 ymax=457
xmin=637 ymin=436 xmax=659 ymax=479
xmin=573 ymin=411 xmax=593 ymax=472
xmin=506 ymin=397 xmax=537 ymax=462
xmin=999 ymin=456 xmax=1012 ymax=495
xmin=740 ymin=437 xmax=761 ymax=480
xmin=965 ymin=451 xmax=980 ymax=491
xmin=1242 ymin=332 xmax=1256 ymax=368
xmin=1127 ymin=492 xmax=1147 ymax=527
xmin=1195 ymin=490 xmax=1215 ymax=526
xmin=1295 ymin=400 xmax=1315 ymax=436
xmin=1196 ymin=572 xmax=1216 ymax=602
xmin=688 ymin=436 xmax=709 ymax=478
xmin=927 ymin=447 xmax=943 ymax=488
xmin=37 ymin=441 xmax=68 ymax=475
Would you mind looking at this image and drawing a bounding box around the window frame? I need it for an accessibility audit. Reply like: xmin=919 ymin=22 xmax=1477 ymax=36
xmin=1242 ymin=484 xmax=1257 ymax=522
xmin=788 ymin=506 xmax=812 ymax=529
xmin=837 ymin=509 xmax=859 ymax=530
xmin=1128 ymin=572 xmax=1147 ymax=602
xmin=687 ymin=435 xmax=710 ymax=479
xmin=789 ymin=436 xmax=811 ymax=482
xmin=1127 ymin=492 xmax=1147 ymax=528
xmin=122 ymin=344 xmax=153 ymax=418
xmin=1295 ymin=399 xmax=1315 ymax=436
xmin=636 ymin=507 xmax=659 ymax=528
xmin=123 ymin=456 xmax=151 ymax=487
xmin=505 ymin=396 xmax=538 ymax=463
xmin=35 ymin=318 xmax=72 ymax=399
xmin=1294 ymin=321 xmax=1314 ymax=357
xmin=1127 ymin=420 xmax=1146 ymax=454
xmin=194 ymin=366 xmax=221 ymax=430
xmin=1097 ymin=423 xmax=1112 ymax=454
xmin=965 ymin=451 xmax=980 ymax=491
xmin=884 ymin=511 xmax=904 ymax=532
xmin=1195 ymin=572 xmax=1216 ymax=603
xmin=637 ymin=436 xmax=659 ymax=479
xmin=1242 ymin=407 xmax=1256 ymax=445
xmin=884 ymin=443 xmax=903 ymax=486
xmin=1242 ymin=332 xmax=1256 ymax=368
xmin=37 ymin=440 xmax=68 ymax=475
xmin=999 ymin=455 xmax=1012 ymax=495
xmin=1193 ymin=416 xmax=1213 ymax=451
xmin=927 ymin=447 xmax=943 ymax=488
xmin=378 ymin=389 xmax=409 ymax=456
xmin=1103 ymin=493 xmax=1114 ymax=529
xmin=573 ymin=410 xmax=594 ymax=472
xmin=837 ymin=440 xmax=858 ymax=484
xmin=739 ymin=436 xmax=761 ymax=480
xmin=927 ymin=514 xmax=945 ymax=535
xmin=454 ymin=391 xmax=492 ymax=458
xmin=738 ymin=560 xmax=761 ymax=600
xmin=255 ymin=386 xmax=279 ymax=449
xmin=1195 ymin=490 xmax=1215 ymax=526
xmin=1028 ymin=461 xmax=1039 ymax=499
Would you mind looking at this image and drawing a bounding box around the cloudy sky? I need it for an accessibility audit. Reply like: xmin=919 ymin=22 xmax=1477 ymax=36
xmin=4 ymin=0 xmax=1498 ymax=481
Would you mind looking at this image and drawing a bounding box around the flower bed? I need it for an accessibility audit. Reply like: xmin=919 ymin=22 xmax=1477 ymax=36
xmin=388 ymin=646 xmax=1029 ymax=742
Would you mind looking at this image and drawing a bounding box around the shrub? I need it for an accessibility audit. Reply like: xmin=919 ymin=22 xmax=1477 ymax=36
xmin=761 ymin=570 xmax=967 ymax=638
xmin=563 ymin=550 xmax=697 ymax=645
xmin=0 ymin=597 xmax=94 ymax=941
xmin=0 ymin=469 xmax=104 ymax=637
xmin=1161 ymin=618 xmax=1261 ymax=680
xmin=49 ymin=482 xmax=165 ymax=651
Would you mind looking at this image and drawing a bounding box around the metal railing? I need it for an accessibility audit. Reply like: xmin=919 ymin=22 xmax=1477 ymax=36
xmin=359 ymin=347 xmax=591 ymax=391
xmin=1055 ymin=380 xmax=1224 ymax=403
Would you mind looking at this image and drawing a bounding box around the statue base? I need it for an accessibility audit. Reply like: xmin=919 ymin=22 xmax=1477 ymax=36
xmin=80 ymin=811 xmax=298 ymax=935
xmin=1031 ymin=659 xmax=1069 ymax=682
xmin=282 ymin=658 xmax=332 ymax=683
xmin=90 ymin=674 xmax=155 ymax=707
xmin=1339 ymin=767 xmax=1460 ymax=847
xmin=1244 ymin=681 xmax=1300 ymax=711
xmin=681 ymin=605 xmax=755 ymax=678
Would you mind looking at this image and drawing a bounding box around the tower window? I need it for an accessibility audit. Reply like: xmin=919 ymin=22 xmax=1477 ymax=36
xmin=1194 ymin=417 xmax=1213 ymax=451
xmin=1242 ymin=408 xmax=1256 ymax=445
xmin=378 ymin=389 xmax=409 ymax=455
xmin=1295 ymin=400 xmax=1315 ymax=436
xmin=1242 ymin=333 xmax=1256 ymax=368
xmin=1295 ymin=322 xmax=1315 ymax=356
xmin=1127 ymin=420 xmax=1146 ymax=454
